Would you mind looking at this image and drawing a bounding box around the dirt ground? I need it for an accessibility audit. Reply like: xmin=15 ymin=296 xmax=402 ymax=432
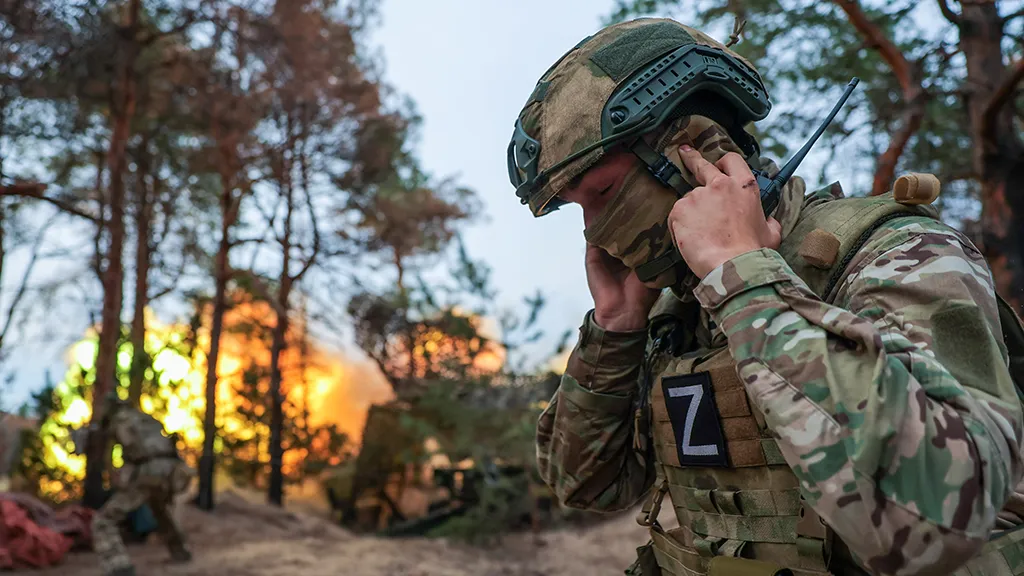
xmin=33 ymin=491 xmax=655 ymax=576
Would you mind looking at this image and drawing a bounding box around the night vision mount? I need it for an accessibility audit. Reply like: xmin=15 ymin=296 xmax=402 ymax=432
xmin=600 ymin=44 xmax=770 ymax=141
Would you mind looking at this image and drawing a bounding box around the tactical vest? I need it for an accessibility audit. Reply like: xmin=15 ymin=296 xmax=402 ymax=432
xmin=631 ymin=193 xmax=1024 ymax=576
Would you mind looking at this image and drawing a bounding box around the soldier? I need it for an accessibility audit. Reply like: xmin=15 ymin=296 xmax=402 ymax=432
xmin=91 ymin=391 xmax=193 ymax=576
xmin=509 ymin=17 xmax=1024 ymax=576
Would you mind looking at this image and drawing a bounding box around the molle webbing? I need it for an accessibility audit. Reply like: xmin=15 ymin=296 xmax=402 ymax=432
xmin=649 ymin=349 xmax=831 ymax=576
xmin=649 ymin=522 xmax=830 ymax=576
xmin=951 ymin=527 xmax=1024 ymax=576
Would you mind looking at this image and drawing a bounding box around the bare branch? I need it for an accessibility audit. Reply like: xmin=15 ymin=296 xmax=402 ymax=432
xmin=291 ymin=137 xmax=320 ymax=284
xmin=982 ymin=59 xmax=1024 ymax=146
xmin=835 ymin=1 xmax=915 ymax=95
xmin=229 ymin=267 xmax=287 ymax=317
xmin=1 ymin=184 xmax=99 ymax=221
xmin=1004 ymin=7 xmax=1024 ymax=24
xmin=937 ymin=0 xmax=961 ymax=26
xmin=229 ymin=236 xmax=267 ymax=248
xmin=149 ymin=250 xmax=187 ymax=302
xmin=835 ymin=0 xmax=928 ymax=194
xmin=873 ymin=94 xmax=929 ymax=195
xmin=0 ymin=215 xmax=58 ymax=350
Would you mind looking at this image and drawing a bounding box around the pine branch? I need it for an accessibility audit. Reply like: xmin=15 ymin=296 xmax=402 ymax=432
xmin=229 ymin=267 xmax=287 ymax=318
xmin=981 ymin=59 xmax=1024 ymax=146
xmin=0 ymin=215 xmax=57 ymax=351
xmin=937 ymin=0 xmax=961 ymax=26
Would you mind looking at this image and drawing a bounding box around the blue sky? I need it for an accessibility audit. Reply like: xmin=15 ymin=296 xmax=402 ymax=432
xmin=372 ymin=0 xmax=621 ymax=341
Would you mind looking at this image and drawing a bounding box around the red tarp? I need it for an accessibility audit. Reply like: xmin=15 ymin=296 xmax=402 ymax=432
xmin=0 ymin=493 xmax=93 ymax=569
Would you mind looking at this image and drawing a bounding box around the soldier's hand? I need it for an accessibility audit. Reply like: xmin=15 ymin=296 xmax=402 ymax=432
xmin=669 ymin=146 xmax=782 ymax=278
xmin=586 ymin=243 xmax=660 ymax=332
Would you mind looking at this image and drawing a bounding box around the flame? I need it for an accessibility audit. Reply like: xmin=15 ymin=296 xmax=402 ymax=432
xmin=34 ymin=299 xmax=521 ymax=498
xmin=211 ymin=300 xmax=394 ymax=446
xmin=40 ymin=304 xmax=394 ymax=491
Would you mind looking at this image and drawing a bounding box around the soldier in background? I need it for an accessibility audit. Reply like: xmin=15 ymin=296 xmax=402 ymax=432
xmin=509 ymin=17 xmax=1024 ymax=576
xmin=90 ymin=391 xmax=193 ymax=576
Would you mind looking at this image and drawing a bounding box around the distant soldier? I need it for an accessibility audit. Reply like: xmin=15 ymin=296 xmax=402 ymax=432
xmin=91 ymin=391 xmax=193 ymax=576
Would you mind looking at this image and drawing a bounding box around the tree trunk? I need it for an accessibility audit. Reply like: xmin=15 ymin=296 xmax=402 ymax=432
xmin=267 ymin=140 xmax=295 ymax=506
xmin=267 ymin=295 xmax=288 ymax=506
xmin=0 ymin=196 xmax=6 ymax=333
xmin=128 ymin=151 xmax=153 ymax=405
xmin=84 ymin=0 xmax=140 ymax=509
xmin=394 ymin=253 xmax=415 ymax=393
xmin=197 ymin=175 xmax=234 ymax=511
xmin=299 ymin=294 xmax=310 ymax=444
xmin=960 ymin=2 xmax=1024 ymax=311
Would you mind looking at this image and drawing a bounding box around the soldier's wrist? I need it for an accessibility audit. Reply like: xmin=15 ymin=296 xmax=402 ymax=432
xmin=566 ymin=311 xmax=649 ymax=391
xmin=593 ymin=307 xmax=650 ymax=333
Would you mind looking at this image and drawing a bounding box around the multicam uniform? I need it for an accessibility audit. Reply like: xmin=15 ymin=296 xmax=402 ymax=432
xmin=508 ymin=16 xmax=1024 ymax=576
xmin=92 ymin=404 xmax=192 ymax=576
xmin=537 ymin=182 xmax=1024 ymax=576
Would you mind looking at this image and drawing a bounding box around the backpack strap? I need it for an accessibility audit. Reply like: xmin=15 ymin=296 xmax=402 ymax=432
xmin=780 ymin=191 xmax=1024 ymax=402
xmin=778 ymin=192 xmax=939 ymax=301
xmin=996 ymin=294 xmax=1024 ymax=401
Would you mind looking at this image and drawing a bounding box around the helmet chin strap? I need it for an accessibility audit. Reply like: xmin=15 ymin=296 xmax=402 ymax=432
xmin=626 ymin=137 xmax=763 ymax=284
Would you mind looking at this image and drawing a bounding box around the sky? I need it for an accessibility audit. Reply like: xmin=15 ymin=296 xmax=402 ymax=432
xmin=372 ymin=0 xmax=621 ymax=343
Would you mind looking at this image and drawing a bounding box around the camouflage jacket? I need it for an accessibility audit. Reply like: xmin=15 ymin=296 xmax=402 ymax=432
xmin=108 ymin=408 xmax=178 ymax=466
xmin=536 ymin=183 xmax=1024 ymax=575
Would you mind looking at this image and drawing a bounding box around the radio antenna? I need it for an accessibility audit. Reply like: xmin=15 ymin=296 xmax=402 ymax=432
xmin=758 ymin=77 xmax=860 ymax=215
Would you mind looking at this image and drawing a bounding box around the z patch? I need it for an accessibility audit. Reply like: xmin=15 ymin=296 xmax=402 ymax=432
xmin=661 ymin=373 xmax=729 ymax=467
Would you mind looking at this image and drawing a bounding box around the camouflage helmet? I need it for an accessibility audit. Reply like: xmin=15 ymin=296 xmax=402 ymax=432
xmin=507 ymin=18 xmax=771 ymax=217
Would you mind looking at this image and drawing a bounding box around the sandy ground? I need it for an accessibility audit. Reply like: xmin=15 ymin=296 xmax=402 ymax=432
xmin=32 ymin=491 xmax=657 ymax=576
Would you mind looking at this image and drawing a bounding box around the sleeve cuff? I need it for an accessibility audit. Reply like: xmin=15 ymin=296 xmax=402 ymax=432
xmin=559 ymin=373 xmax=634 ymax=415
xmin=693 ymin=249 xmax=795 ymax=311
xmin=565 ymin=310 xmax=648 ymax=394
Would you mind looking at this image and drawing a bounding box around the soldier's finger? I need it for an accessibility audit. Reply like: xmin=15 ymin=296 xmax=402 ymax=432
xmin=679 ymin=145 xmax=721 ymax=186
xmin=715 ymin=152 xmax=753 ymax=179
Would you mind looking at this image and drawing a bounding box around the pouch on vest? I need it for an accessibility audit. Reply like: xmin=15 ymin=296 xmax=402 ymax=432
xmin=625 ymin=541 xmax=663 ymax=576
xmin=780 ymin=192 xmax=1024 ymax=397
xmin=708 ymin=557 xmax=792 ymax=576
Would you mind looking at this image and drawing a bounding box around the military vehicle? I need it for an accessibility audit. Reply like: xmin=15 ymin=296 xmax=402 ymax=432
xmin=321 ymin=400 xmax=553 ymax=536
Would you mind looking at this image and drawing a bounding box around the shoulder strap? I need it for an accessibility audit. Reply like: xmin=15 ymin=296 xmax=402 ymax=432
xmin=779 ymin=192 xmax=939 ymax=301
xmin=781 ymin=191 xmax=1024 ymax=400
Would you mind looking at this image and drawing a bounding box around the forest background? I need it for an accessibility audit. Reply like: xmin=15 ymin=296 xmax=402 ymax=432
xmin=0 ymin=0 xmax=1022 ymax=534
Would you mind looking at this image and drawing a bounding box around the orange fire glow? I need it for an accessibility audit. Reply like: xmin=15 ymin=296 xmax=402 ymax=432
xmin=42 ymin=300 xmax=509 ymax=487
xmin=211 ymin=300 xmax=395 ymax=446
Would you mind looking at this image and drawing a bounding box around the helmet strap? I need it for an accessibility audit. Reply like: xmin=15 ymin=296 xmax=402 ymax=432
xmin=626 ymin=135 xmax=764 ymax=285
xmin=628 ymin=139 xmax=692 ymax=198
